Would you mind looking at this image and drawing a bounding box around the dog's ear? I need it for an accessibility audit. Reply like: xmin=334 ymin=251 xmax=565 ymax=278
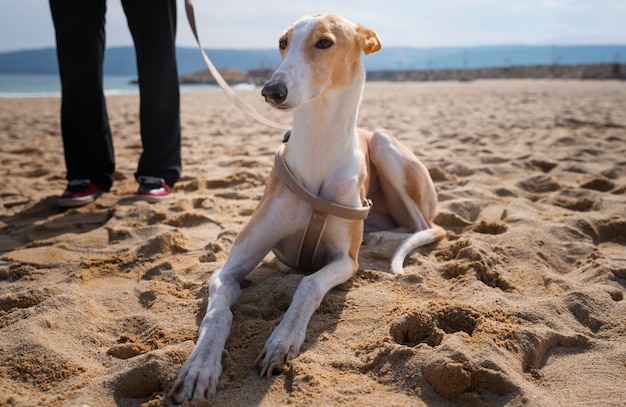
xmin=357 ymin=26 xmax=382 ymax=55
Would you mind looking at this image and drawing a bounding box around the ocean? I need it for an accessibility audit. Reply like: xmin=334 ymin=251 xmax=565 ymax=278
xmin=0 ymin=74 xmax=221 ymax=98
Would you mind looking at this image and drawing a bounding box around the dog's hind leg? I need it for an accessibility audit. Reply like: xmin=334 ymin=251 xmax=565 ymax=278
xmin=367 ymin=129 xmax=437 ymax=234
xmin=366 ymin=129 xmax=443 ymax=273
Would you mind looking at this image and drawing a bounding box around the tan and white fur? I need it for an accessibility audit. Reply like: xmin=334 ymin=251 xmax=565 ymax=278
xmin=171 ymin=14 xmax=444 ymax=403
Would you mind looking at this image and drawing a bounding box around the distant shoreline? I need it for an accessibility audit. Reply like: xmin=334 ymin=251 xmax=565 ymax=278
xmin=2 ymin=63 xmax=624 ymax=98
xmin=367 ymin=63 xmax=626 ymax=82
xmin=180 ymin=62 xmax=626 ymax=87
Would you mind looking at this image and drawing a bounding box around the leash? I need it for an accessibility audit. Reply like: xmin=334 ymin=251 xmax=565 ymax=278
xmin=184 ymin=0 xmax=290 ymax=130
xmin=274 ymin=142 xmax=372 ymax=272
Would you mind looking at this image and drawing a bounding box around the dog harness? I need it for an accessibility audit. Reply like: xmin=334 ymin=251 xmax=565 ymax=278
xmin=274 ymin=134 xmax=372 ymax=272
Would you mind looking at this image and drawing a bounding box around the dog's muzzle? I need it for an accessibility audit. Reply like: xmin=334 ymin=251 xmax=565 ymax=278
xmin=261 ymin=81 xmax=288 ymax=106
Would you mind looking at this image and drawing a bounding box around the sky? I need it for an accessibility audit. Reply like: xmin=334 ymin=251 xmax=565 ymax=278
xmin=0 ymin=0 xmax=625 ymax=53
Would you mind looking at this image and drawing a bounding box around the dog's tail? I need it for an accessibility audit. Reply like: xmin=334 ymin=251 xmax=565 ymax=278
xmin=391 ymin=226 xmax=446 ymax=274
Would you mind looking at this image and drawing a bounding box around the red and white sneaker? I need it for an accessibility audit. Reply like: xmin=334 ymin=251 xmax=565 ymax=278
xmin=57 ymin=179 xmax=101 ymax=208
xmin=135 ymin=176 xmax=172 ymax=202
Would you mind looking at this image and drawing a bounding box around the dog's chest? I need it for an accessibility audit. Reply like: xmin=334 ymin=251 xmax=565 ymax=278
xmin=268 ymin=145 xmax=367 ymax=272
xmin=274 ymin=184 xmax=362 ymax=272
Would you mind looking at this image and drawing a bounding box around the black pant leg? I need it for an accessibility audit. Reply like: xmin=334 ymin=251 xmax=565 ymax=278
xmin=49 ymin=0 xmax=115 ymax=191
xmin=121 ymin=0 xmax=181 ymax=187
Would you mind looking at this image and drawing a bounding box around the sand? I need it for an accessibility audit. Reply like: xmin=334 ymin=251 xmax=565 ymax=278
xmin=1 ymin=80 xmax=625 ymax=407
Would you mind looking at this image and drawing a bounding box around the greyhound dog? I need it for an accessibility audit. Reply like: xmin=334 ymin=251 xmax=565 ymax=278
xmin=171 ymin=13 xmax=444 ymax=402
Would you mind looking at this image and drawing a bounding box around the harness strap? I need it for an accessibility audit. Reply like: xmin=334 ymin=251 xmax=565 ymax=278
xmin=184 ymin=0 xmax=290 ymax=131
xmin=274 ymin=144 xmax=372 ymax=221
xmin=298 ymin=198 xmax=332 ymax=271
xmin=274 ymin=143 xmax=372 ymax=271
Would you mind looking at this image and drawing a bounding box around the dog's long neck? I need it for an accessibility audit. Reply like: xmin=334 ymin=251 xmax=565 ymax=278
xmin=285 ymin=73 xmax=365 ymax=195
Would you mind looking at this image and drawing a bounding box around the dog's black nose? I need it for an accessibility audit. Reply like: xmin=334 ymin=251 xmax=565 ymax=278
xmin=261 ymin=82 xmax=288 ymax=105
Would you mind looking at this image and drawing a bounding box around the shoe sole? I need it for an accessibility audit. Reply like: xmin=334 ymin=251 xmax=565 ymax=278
xmin=57 ymin=193 xmax=101 ymax=208
xmin=134 ymin=193 xmax=172 ymax=203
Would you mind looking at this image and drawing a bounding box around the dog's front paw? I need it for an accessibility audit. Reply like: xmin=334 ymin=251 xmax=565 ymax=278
xmin=255 ymin=333 xmax=302 ymax=378
xmin=169 ymin=351 xmax=224 ymax=404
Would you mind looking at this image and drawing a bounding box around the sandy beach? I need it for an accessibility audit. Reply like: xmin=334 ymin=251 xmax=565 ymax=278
xmin=1 ymin=80 xmax=625 ymax=406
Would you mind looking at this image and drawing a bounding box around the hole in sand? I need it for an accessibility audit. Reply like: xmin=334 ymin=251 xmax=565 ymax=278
xmin=473 ymin=220 xmax=507 ymax=235
xmin=390 ymin=306 xmax=479 ymax=347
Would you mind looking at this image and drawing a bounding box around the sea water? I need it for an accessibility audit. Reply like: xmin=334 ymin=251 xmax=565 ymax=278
xmin=0 ymin=74 xmax=221 ymax=98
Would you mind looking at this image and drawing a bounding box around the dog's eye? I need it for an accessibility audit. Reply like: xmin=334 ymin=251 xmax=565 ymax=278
xmin=315 ymin=38 xmax=333 ymax=49
xmin=279 ymin=39 xmax=288 ymax=50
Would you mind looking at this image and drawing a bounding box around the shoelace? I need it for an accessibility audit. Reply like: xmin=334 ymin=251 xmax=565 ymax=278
xmin=138 ymin=176 xmax=166 ymax=186
xmin=66 ymin=179 xmax=92 ymax=192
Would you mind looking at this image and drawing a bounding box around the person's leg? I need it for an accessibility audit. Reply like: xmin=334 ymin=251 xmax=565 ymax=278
xmin=121 ymin=0 xmax=181 ymax=190
xmin=49 ymin=0 xmax=115 ymax=193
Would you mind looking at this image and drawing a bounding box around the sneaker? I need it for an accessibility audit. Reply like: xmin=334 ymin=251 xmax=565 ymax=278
xmin=135 ymin=176 xmax=172 ymax=202
xmin=57 ymin=179 xmax=101 ymax=208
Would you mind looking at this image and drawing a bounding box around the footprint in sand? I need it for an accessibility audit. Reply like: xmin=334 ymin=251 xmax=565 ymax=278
xmin=548 ymin=189 xmax=599 ymax=212
xmin=579 ymin=177 xmax=615 ymax=192
xmin=434 ymin=198 xmax=483 ymax=229
xmin=206 ymin=170 xmax=266 ymax=191
xmin=165 ymin=212 xmax=217 ymax=228
xmin=0 ymin=287 xmax=57 ymax=314
xmin=517 ymin=174 xmax=561 ymax=194
xmin=586 ymin=217 xmax=626 ymax=245
xmin=362 ymin=301 xmax=591 ymax=404
xmin=472 ymin=220 xmax=507 ymax=235
xmin=435 ymin=239 xmax=514 ymax=290
xmin=389 ymin=305 xmax=479 ymax=348
xmin=105 ymin=343 xmax=193 ymax=399
xmin=135 ymin=231 xmax=190 ymax=257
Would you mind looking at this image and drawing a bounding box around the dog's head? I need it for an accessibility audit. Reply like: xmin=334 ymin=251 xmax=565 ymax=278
xmin=261 ymin=14 xmax=381 ymax=110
